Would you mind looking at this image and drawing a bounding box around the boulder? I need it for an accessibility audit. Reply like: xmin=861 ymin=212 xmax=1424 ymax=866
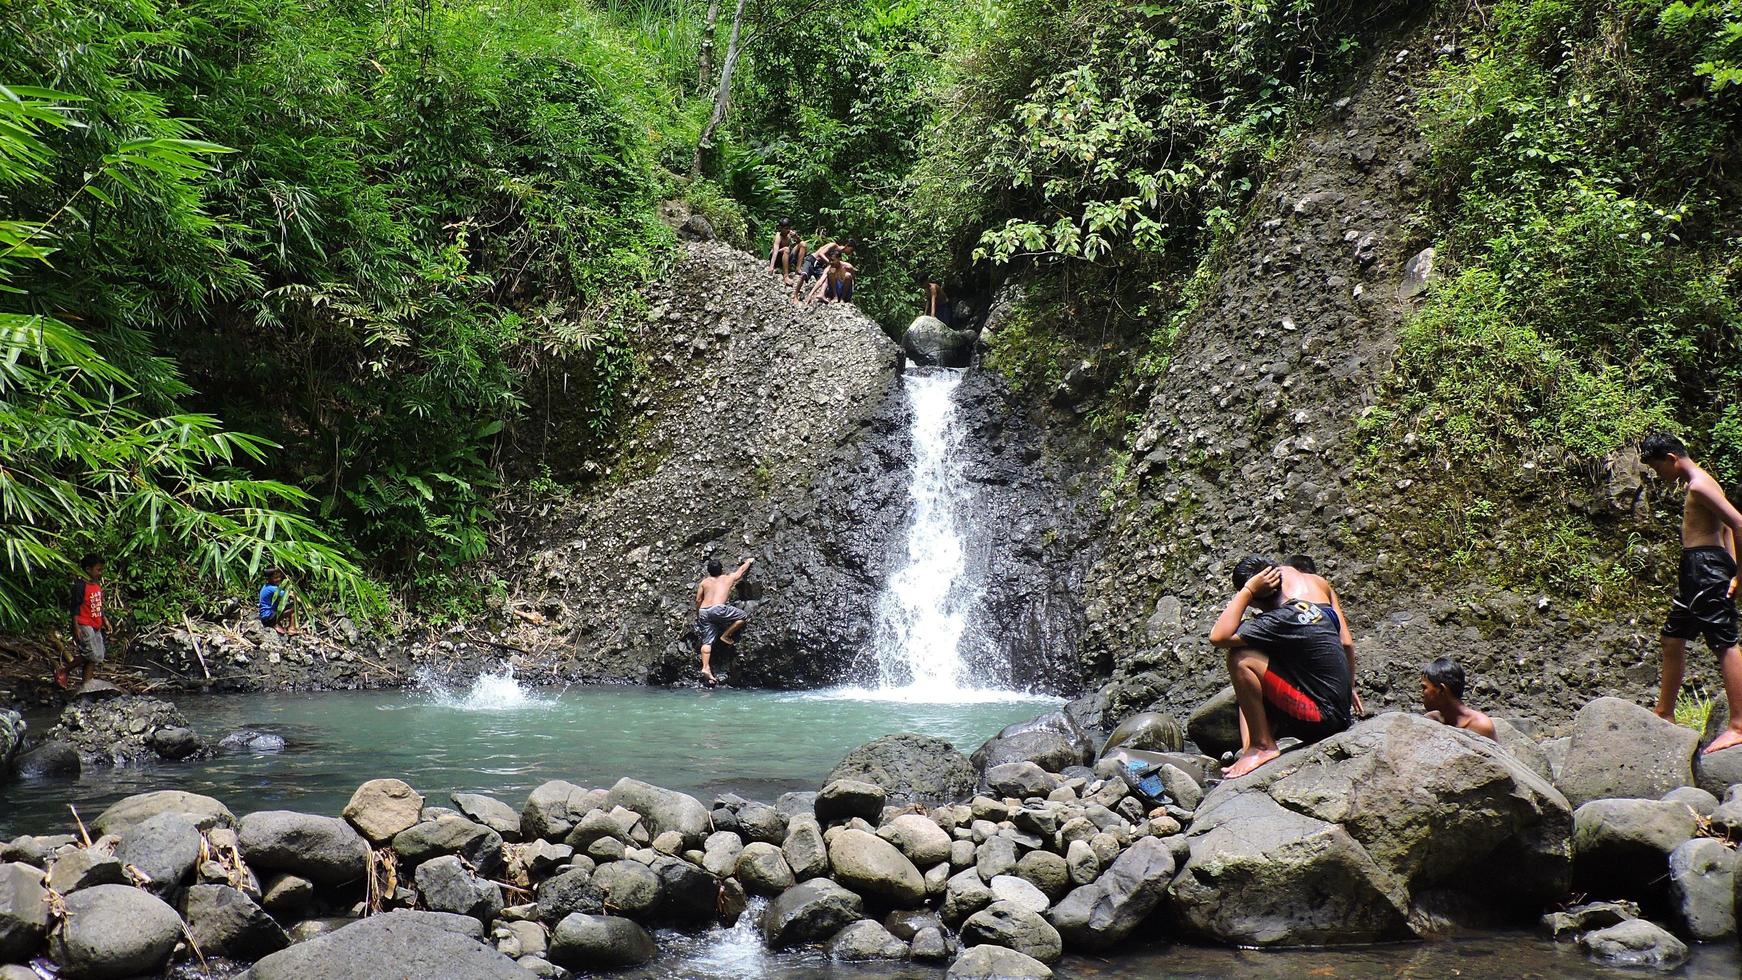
xmin=51 ymin=884 xmax=182 ymax=980
xmin=943 ymin=867 xmax=994 ymax=924
xmin=1049 ymin=836 xmax=1175 ymax=950
xmin=92 ymin=790 xmax=233 ymax=837
xmin=1666 ymin=837 xmax=1735 ymax=940
xmin=1577 ymin=918 xmax=1688 ymax=969
xmin=960 ymin=901 xmax=1063 ymax=965
xmin=735 ymin=803 xmax=786 ymax=845
xmin=1541 ymin=900 xmax=1640 ymax=940
xmin=815 ymin=779 xmax=886 ymax=823
xmin=1695 ymin=703 xmax=1742 ymax=796
xmin=46 ymin=848 xmax=126 ymax=894
xmin=0 ymin=709 xmax=21 ymax=773
xmin=452 ymin=793 xmax=522 ymax=839
xmin=975 ymin=836 xmax=1018 ymax=880
xmin=1490 ymin=718 xmax=1554 ymax=784
xmin=1158 ymin=764 xmax=1203 ymax=810
xmin=827 ymin=733 xmax=976 ymax=805
xmin=1015 ymin=850 xmax=1070 ymax=902
xmin=1556 ymin=697 xmax=1697 ymax=806
xmin=650 ymin=855 xmax=716 ymax=925
xmin=826 ymin=919 xmax=908 ymax=960
xmin=902 ymin=315 xmax=977 ymax=368
xmin=248 ymin=909 xmax=525 ymax=979
xmin=535 ymin=867 xmax=596 ymax=923
xmin=393 ymin=815 xmax=504 ymax=874
xmin=1171 ymin=713 xmax=1571 ymax=945
xmin=522 ymin=781 xmax=592 ymax=842
xmin=238 ymin=810 xmax=369 ymax=886
xmin=259 ymin=872 xmax=315 ymax=917
xmin=1101 ymin=712 xmax=1185 ymax=755
xmin=734 ymin=842 xmax=796 ymax=895
xmin=182 ymin=883 xmax=289 ymax=959
xmin=14 ymin=741 xmax=80 ymax=778
xmin=1571 ymin=798 xmax=1699 ymax=906
xmin=763 ymin=878 xmax=865 ymax=949
xmin=1661 ymin=786 xmax=1719 ymax=817
xmin=1185 ymin=686 xmax=1241 ymax=758
xmin=343 ymin=779 xmax=425 ymax=844
xmin=989 ymin=875 xmax=1050 ymax=914
xmin=0 ymin=862 xmax=50 ymax=962
xmin=884 ymin=908 xmax=941 ymax=941
xmin=604 ymin=778 xmax=709 ymax=848
xmin=547 ymin=912 xmax=656 ymax=970
xmin=973 ymin=727 xmax=1088 ymax=775
xmin=703 ymin=830 xmax=745 ymax=877
xmin=912 ymin=925 xmax=951 ymax=961
xmin=117 ymin=811 xmax=200 ymax=891
xmin=948 ymin=944 xmax=1054 ymax=978
xmin=775 ymin=792 xmax=817 ymax=822
xmin=828 ymin=829 xmax=926 ymax=906
xmin=783 ymin=818 xmax=830 ymax=880
xmin=879 ymin=814 xmax=953 ymax=867
xmin=416 ymin=855 xmax=504 ymax=922
xmin=986 ymin=762 xmax=1054 ymax=799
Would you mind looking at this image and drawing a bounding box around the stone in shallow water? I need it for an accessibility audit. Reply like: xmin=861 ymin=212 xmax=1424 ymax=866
xmin=827 ymin=829 xmax=925 ymax=907
xmin=947 ymin=943 xmax=1054 ymax=978
xmin=960 ymin=901 xmax=1063 ymax=965
xmin=250 ymin=910 xmax=523 ymax=979
xmin=52 ymin=883 xmax=182 ymax=980
xmin=1578 ymin=919 xmax=1688 ymax=969
xmin=182 ymin=883 xmax=289 ymax=960
xmin=1666 ymin=837 xmax=1735 ymax=941
xmin=816 ymin=780 xmax=886 ymax=823
xmin=1541 ymin=900 xmax=1638 ymax=940
xmin=548 ymin=912 xmax=656 ymax=970
xmin=0 ymin=862 xmax=51 ymax=963
xmin=827 ymin=919 xmax=909 ymax=960
xmin=763 ymin=878 xmax=864 ymax=949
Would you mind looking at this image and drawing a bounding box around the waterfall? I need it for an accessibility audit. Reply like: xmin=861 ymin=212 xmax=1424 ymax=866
xmin=869 ymin=367 xmax=991 ymax=698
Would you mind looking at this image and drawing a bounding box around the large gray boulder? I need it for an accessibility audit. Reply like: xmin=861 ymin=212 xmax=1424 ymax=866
xmin=0 ymin=862 xmax=50 ymax=963
xmin=826 ymin=919 xmax=909 ymax=960
xmin=1695 ymin=703 xmax=1742 ymax=796
xmin=1048 ymin=836 xmax=1175 ymax=949
xmin=734 ymin=842 xmax=795 ymax=895
xmin=46 ymin=849 xmax=125 ymax=894
xmin=1556 ymin=697 xmax=1697 ymax=806
xmin=973 ymin=717 xmax=1090 ymax=774
xmin=117 ymin=812 xmax=201 ymax=892
xmin=452 ymin=792 xmax=522 ymax=839
xmin=815 ymin=779 xmax=886 ymax=823
xmin=960 ymin=901 xmax=1063 ymax=965
xmin=416 ymin=855 xmax=504 ymax=922
xmin=1666 ymin=837 xmax=1735 ymax=940
xmin=238 ymin=810 xmax=369 ymax=886
xmin=182 ymin=883 xmax=289 ymax=960
xmin=1101 ymin=711 xmax=1185 ymax=755
xmin=651 ymin=855 xmax=717 ymax=925
xmin=522 ymin=780 xmax=594 ymax=842
xmin=343 ymin=778 xmax=424 ymax=845
xmin=547 ymin=912 xmax=656 ymax=970
xmin=1170 ymin=713 xmax=1571 ymax=945
xmin=1578 ymin=918 xmax=1689 ymax=969
xmin=902 ymin=315 xmax=977 ymax=367
xmin=92 ymin=790 xmax=233 ymax=837
xmin=248 ymin=909 xmax=525 ymax=979
xmin=535 ymin=867 xmax=596 ymax=923
xmin=590 ymin=860 xmax=663 ymax=918
xmin=986 ymin=762 xmax=1054 ymax=799
xmin=605 ymin=778 xmax=709 ymax=848
xmin=763 ymin=878 xmax=865 ymax=948
xmin=827 ymin=829 xmax=926 ymax=906
xmin=1491 ymin=718 xmax=1554 ymax=784
xmin=878 ymin=814 xmax=953 ymax=867
xmin=782 ymin=818 xmax=829 ymax=880
xmin=1571 ymin=798 xmax=1699 ymax=904
xmin=51 ymin=884 xmax=182 ymax=980
xmin=948 ymin=944 xmax=1053 ymax=978
xmin=393 ymin=815 xmax=504 ymax=874
xmin=828 ymin=733 xmax=976 ymax=805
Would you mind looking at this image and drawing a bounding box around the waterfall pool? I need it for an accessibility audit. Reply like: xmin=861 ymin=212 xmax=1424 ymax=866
xmin=5 ymin=680 xmax=1739 ymax=978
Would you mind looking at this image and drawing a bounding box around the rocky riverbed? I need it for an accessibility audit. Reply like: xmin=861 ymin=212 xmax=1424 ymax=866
xmin=1 ymin=691 xmax=1737 ymax=979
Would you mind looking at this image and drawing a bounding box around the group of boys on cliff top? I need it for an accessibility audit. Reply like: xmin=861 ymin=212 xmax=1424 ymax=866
xmin=1211 ymin=430 xmax=1742 ymax=777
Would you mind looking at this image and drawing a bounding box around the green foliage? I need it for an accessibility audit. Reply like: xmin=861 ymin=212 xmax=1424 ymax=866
xmin=1379 ymin=0 xmax=1742 ymax=482
xmin=3 ymin=0 xmax=690 ymax=622
xmin=0 ymin=86 xmax=369 ymax=631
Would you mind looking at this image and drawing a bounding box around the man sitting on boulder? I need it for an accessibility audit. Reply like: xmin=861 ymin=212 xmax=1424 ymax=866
xmin=1420 ymin=657 xmax=1496 ymax=739
xmin=1283 ymin=553 xmax=1362 ymax=716
xmin=1639 ymin=431 xmax=1742 ymax=754
xmin=1209 ymin=554 xmax=1354 ymax=777
xmin=695 ymin=556 xmax=755 ymax=687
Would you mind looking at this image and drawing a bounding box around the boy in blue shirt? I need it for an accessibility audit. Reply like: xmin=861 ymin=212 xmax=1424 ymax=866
xmin=259 ymin=567 xmax=299 ymax=635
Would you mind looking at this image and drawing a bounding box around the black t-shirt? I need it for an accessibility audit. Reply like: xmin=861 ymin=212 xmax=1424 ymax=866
xmin=1237 ymin=600 xmax=1352 ymax=727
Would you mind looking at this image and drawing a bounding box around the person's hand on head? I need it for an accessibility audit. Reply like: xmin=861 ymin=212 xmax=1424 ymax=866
xmin=1243 ymin=565 xmax=1282 ymax=597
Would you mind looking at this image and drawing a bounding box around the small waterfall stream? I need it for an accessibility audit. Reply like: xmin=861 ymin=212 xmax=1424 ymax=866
xmin=867 ymin=367 xmax=1010 ymax=700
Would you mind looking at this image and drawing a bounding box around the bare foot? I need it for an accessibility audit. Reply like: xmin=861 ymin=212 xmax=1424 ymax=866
xmin=1703 ymin=727 xmax=1742 ymax=754
xmin=1653 ymin=707 xmax=1676 ymax=722
xmin=1224 ymin=746 xmax=1281 ymax=779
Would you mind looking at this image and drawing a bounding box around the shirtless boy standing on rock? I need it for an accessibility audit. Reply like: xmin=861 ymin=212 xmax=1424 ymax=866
xmin=1640 ymin=432 xmax=1742 ymax=754
xmin=695 ymin=557 xmax=754 ymax=687
xmin=1209 ymin=554 xmax=1356 ymax=777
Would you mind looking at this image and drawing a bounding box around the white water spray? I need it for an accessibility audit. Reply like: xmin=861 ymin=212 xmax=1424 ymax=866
xmin=868 ymin=368 xmax=992 ymax=699
xmin=417 ymin=666 xmax=553 ymax=711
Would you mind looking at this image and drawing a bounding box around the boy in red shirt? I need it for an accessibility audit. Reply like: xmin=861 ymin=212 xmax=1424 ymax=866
xmin=60 ymin=554 xmax=110 ymax=689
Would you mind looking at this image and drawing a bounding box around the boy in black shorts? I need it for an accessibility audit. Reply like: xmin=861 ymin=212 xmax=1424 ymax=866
xmin=1209 ymin=554 xmax=1354 ymax=777
xmin=1640 ymin=432 xmax=1742 ymax=754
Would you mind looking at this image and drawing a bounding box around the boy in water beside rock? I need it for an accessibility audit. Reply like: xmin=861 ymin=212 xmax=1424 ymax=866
xmin=1639 ymin=431 xmax=1742 ymax=754
xmin=695 ymin=556 xmax=754 ymax=687
xmin=1420 ymin=656 xmax=1496 ymax=740
xmin=1209 ymin=554 xmax=1355 ymax=777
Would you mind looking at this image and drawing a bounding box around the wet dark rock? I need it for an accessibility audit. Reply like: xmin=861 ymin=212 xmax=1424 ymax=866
xmin=650 ymin=855 xmax=716 ymax=925
xmin=14 ymin=740 xmax=80 ymax=777
xmin=1578 ymin=919 xmax=1688 ymax=969
xmin=828 ymin=733 xmax=976 ymax=805
xmin=763 ymin=878 xmax=865 ymax=949
xmin=182 ymin=883 xmax=289 ymax=959
xmin=216 ymin=729 xmax=287 ymax=754
xmin=816 ymin=779 xmax=886 ymax=823
xmin=51 ymin=883 xmax=182 ymax=980
xmin=827 ymin=919 xmax=909 ymax=960
xmin=0 ymin=862 xmax=50 ymax=962
xmin=117 ymin=811 xmax=201 ymax=892
xmin=1571 ymin=798 xmax=1699 ymax=910
xmin=248 ymin=910 xmax=525 ymax=979
xmin=1101 ymin=711 xmax=1185 ymax=755
xmin=547 ymin=912 xmax=656 ymax=970
xmin=47 ymin=696 xmax=209 ymax=767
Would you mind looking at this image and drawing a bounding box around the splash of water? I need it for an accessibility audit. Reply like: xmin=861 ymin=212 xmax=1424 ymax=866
xmin=416 ymin=666 xmax=553 ymax=711
xmin=648 ymin=898 xmax=784 ymax=978
xmin=870 ymin=368 xmax=991 ymax=697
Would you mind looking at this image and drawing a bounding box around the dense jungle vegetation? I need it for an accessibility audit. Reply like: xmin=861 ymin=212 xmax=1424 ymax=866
xmin=3 ymin=0 xmax=1739 ymax=631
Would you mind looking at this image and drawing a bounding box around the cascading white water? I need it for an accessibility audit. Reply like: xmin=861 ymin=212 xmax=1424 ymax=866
xmin=416 ymin=666 xmax=554 ymax=711
xmin=869 ymin=368 xmax=987 ymax=698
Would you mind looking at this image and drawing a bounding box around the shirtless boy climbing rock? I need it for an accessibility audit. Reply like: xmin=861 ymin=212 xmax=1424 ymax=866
xmin=695 ymin=556 xmax=754 ymax=687
xmin=1640 ymin=432 xmax=1742 ymax=754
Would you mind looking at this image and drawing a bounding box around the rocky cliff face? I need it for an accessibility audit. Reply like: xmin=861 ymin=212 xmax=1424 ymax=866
xmin=1067 ymin=19 xmax=1692 ymax=726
